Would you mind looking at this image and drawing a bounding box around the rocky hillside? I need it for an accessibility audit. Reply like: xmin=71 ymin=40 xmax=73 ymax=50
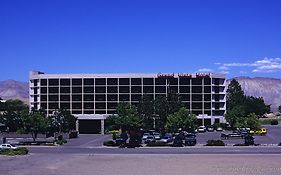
xmin=0 ymin=80 xmax=29 ymax=103
xmin=227 ymin=77 xmax=281 ymax=112
xmin=0 ymin=77 xmax=281 ymax=111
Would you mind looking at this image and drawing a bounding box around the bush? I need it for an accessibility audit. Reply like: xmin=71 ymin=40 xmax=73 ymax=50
xmin=233 ymin=143 xmax=249 ymax=146
xmin=0 ymin=147 xmax=29 ymax=156
xmin=56 ymin=140 xmax=67 ymax=145
xmin=206 ymin=140 xmax=225 ymax=146
xmin=103 ymin=140 xmax=118 ymax=147
xmin=278 ymin=142 xmax=281 ymax=146
xmin=271 ymin=119 xmax=279 ymax=125
xmin=146 ymin=142 xmax=169 ymax=147
xmin=69 ymin=131 xmax=78 ymax=139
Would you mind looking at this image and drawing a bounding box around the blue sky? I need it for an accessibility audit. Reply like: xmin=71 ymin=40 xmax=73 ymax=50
xmin=1 ymin=0 xmax=281 ymax=81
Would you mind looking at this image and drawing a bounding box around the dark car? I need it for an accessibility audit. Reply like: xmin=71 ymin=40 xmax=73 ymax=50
xmin=185 ymin=133 xmax=197 ymax=146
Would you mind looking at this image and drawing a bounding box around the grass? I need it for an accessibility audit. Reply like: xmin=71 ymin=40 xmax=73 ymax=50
xmin=0 ymin=147 xmax=29 ymax=156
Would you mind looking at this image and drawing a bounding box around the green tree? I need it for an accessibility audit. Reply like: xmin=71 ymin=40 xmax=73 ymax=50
xmin=244 ymin=96 xmax=270 ymax=116
xmin=49 ymin=109 xmax=77 ymax=133
xmin=21 ymin=110 xmax=48 ymax=141
xmin=137 ymin=95 xmax=154 ymax=129
xmin=110 ymin=103 xmax=143 ymax=131
xmin=225 ymin=105 xmax=245 ymax=128
xmin=154 ymin=95 xmax=168 ymax=130
xmin=165 ymin=107 xmax=197 ymax=133
xmin=236 ymin=113 xmax=261 ymax=129
xmin=0 ymin=100 xmax=28 ymax=132
xmin=226 ymin=79 xmax=245 ymax=110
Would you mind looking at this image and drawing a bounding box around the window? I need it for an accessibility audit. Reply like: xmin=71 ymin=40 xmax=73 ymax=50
xmin=49 ymin=95 xmax=58 ymax=101
xmin=143 ymin=86 xmax=153 ymax=93
xmin=95 ymin=94 xmax=106 ymax=101
xmin=72 ymin=102 xmax=82 ymax=109
xmin=60 ymin=79 xmax=70 ymax=86
xmin=60 ymin=95 xmax=70 ymax=101
xmin=119 ymin=86 xmax=129 ymax=93
xmin=131 ymin=78 xmax=141 ymax=85
xmin=84 ymin=95 xmax=94 ymax=101
xmin=41 ymin=87 xmax=47 ymax=93
xmin=48 ymin=79 xmax=59 ymax=86
xmin=95 ymin=86 xmax=106 ymax=93
xmin=40 ymin=95 xmax=47 ymax=101
xmin=41 ymin=79 xmax=47 ymax=86
xmin=167 ymin=78 xmax=178 ymax=85
xmin=192 ymin=94 xmax=202 ymax=101
xmin=72 ymin=79 xmax=82 ymax=86
xmin=143 ymin=78 xmax=153 ymax=85
xmin=204 ymin=86 xmax=211 ymax=93
xmin=60 ymin=103 xmax=70 ymax=109
xmin=107 ymin=94 xmax=118 ymax=101
xmin=95 ymin=103 xmax=106 ymax=109
xmin=192 ymin=78 xmax=202 ymax=85
xmin=84 ymin=87 xmax=94 ymax=93
xmin=95 ymin=78 xmax=106 ymax=85
xmin=107 ymin=86 xmax=118 ymax=93
xmin=72 ymin=95 xmax=82 ymax=101
xmin=72 ymin=87 xmax=82 ymax=93
xmin=168 ymin=86 xmax=178 ymax=93
xmin=60 ymin=87 xmax=70 ymax=93
xmin=107 ymin=103 xmax=118 ymax=109
xmin=49 ymin=103 xmax=59 ymax=109
xmin=131 ymin=94 xmax=142 ymax=101
xmin=155 ymin=86 xmax=166 ymax=93
xmin=204 ymin=78 xmax=211 ymax=85
xmin=192 ymin=86 xmax=202 ymax=93
xmin=119 ymin=78 xmax=129 ymax=85
xmin=84 ymin=103 xmax=94 ymax=109
xmin=49 ymin=87 xmax=59 ymax=94
xmin=179 ymin=78 xmax=190 ymax=85
xmin=155 ymin=78 xmax=166 ymax=85
xmin=84 ymin=78 xmax=94 ymax=86
xmin=180 ymin=94 xmax=190 ymax=101
xmin=119 ymin=94 xmax=130 ymax=101
xmin=131 ymin=86 xmax=142 ymax=93
xmin=107 ymin=78 xmax=118 ymax=85
xmin=179 ymin=86 xmax=190 ymax=93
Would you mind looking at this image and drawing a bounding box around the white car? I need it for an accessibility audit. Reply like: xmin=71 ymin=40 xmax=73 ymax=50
xmin=0 ymin=144 xmax=17 ymax=150
xmin=198 ymin=126 xmax=207 ymax=133
xmin=142 ymin=133 xmax=150 ymax=141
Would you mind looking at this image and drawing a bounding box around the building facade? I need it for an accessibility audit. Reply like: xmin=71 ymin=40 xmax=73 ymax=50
xmin=29 ymin=71 xmax=226 ymax=134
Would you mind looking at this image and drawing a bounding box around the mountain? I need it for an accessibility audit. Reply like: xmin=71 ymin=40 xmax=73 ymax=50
xmin=227 ymin=77 xmax=281 ymax=112
xmin=0 ymin=77 xmax=281 ymax=111
xmin=0 ymin=80 xmax=29 ymax=103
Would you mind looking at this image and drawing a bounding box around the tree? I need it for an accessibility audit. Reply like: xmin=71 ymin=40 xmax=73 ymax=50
xmin=225 ymin=105 xmax=245 ymax=128
xmin=226 ymin=79 xmax=245 ymax=110
xmin=111 ymin=103 xmax=143 ymax=131
xmin=154 ymin=95 xmax=168 ymax=130
xmin=21 ymin=110 xmax=48 ymax=141
xmin=279 ymin=105 xmax=281 ymax=113
xmin=49 ymin=109 xmax=77 ymax=133
xmin=165 ymin=107 xmax=197 ymax=133
xmin=137 ymin=95 xmax=154 ymax=129
xmin=0 ymin=100 xmax=29 ymax=132
xmin=244 ymin=96 xmax=270 ymax=116
xmin=236 ymin=113 xmax=261 ymax=129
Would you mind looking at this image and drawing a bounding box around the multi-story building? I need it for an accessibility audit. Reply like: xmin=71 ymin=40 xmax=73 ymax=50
xmin=29 ymin=71 xmax=226 ymax=134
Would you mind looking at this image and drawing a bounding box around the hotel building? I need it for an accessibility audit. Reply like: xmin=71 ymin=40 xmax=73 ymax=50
xmin=29 ymin=71 xmax=226 ymax=134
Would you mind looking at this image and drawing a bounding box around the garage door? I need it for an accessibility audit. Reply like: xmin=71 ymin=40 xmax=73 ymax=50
xmin=79 ymin=120 xmax=101 ymax=134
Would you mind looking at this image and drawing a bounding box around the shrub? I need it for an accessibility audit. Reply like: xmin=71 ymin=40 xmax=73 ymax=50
xmin=278 ymin=142 xmax=281 ymax=146
xmin=56 ymin=140 xmax=67 ymax=145
xmin=206 ymin=140 xmax=225 ymax=146
xmin=103 ymin=140 xmax=117 ymax=147
xmin=0 ymin=147 xmax=29 ymax=156
xmin=271 ymin=119 xmax=279 ymax=125
xmin=146 ymin=142 xmax=169 ymax=147
xmin=69 ymin=131 xmax=78 ymax=139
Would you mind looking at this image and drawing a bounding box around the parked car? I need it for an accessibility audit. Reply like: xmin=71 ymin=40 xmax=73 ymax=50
xmin=142 ymin=133 xmax=150 ymax=141
xmin=160 ymin=136 xmax=173 ymax=143
xmin=153 ymin=132 xmax=161 ymax=140
xmin=184 ymin=134 xmax=197 ymax=146
xmin=0 ymin=144 xmax=17 ymax=150
xmin=250 ymin=128 xmax=267 ymax=136
xmin=198 ymin=126 xmax=207 ymax=133
xmin=216 ymin=127 xmax=223 ymax=131
xmin=115 ymin=135 xmax=127 ymax=145
xmin=207 ymin=126 xmax=214 ymax=132
xmin=145 ymin=135 xmax=155 ymax=144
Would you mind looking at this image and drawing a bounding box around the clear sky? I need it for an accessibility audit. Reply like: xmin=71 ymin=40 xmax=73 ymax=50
xmin=1 ymin=0 xmax=281 ymax=81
